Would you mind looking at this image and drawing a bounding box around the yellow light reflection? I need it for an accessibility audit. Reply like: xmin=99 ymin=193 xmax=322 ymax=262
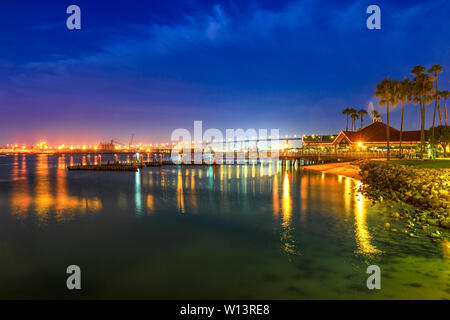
xmin=280 ymin=171 xmax=296 ymax=255
xmin=10 ymin=155 xmax=31 ymax=218
xmin=191 ymin=173 xmax=195 ymax=190
xmin=344 ymin=177 xmax=351 ymax=218
xmin=55 ymin=156 xmax=74 ymax=219
xmin=147 ymin=194 xmax=154 ymax=213
xmin=354 ymin=181 xmax=382 ymax=256
xmin=281 ymin=172 xmax=292 ymax=227
xmin=177 ymin=170 xmax=185 ymax=214
xmin=191 ymin=172 xmax=198 ymax=212
xmin=11 ymin=155 xmax=102 ymax=223
xmin=54 ymin=155 xmax=102 ymax=220
xmin=299 ymin=175 xmax=308 ymax=223
xmin=272 ymin=174 xmax=279 ymax=216
xmin=35 ymin=155 xmax=52 ymax=220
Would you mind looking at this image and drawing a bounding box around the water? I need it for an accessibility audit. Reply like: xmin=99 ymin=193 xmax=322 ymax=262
xmin=0 ymin=154 xmax=448 ymax=299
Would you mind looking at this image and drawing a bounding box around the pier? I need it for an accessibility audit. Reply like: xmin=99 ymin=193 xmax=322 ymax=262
xmin=67 ymin=160 xmax=220 ymax=171
xmin=65 ymin=150 xmax=396 ymax=171
xmin=68 ymin=164 xmax=142 ymax=172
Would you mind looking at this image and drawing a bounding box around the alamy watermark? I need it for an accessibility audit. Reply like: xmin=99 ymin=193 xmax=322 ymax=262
xmin=66 ymin=265 xmax=81 ymax=290
xmin=66 ymin=5 xmax=81 ymax=30
xmin=366 ymin=265 xmax=381 ymax=289
xmin=366 ymin=5 xmax=381 ymax=30
xmin=65 ymin=4 xmax=380 ymax=31
xmin=170 ymin=121 xmax=281 ymax=174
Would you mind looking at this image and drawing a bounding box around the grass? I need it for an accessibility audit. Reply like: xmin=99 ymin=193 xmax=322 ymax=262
xmin=389 ymin=159 xmax=450 ymax=169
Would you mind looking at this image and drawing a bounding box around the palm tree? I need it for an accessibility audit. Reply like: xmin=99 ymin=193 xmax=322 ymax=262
xmin=357 ymin=109 xmax=368 ymax=129
xmin=351 ymin=112 xmax=359 ymax=131
xmin=375 ymin=77 xmax=399 ymax=160
xmin=349 ymin=108 xmax=357 ymax=130
xmin=435 ymin=92 xmax=443 ymax=125
xmin=342 ymin=108 xmax=352 ymax=131
xmin=411 ymin=66 xmax=434 ymax=156
xmin=397 ymin=78 xmax=412 ymax=156
xmin=440 ymin=90 xmax=449 ymax=125
xmin=371 ymin=109 xmax=381 ymax=120
xmin=428 ymin=65 xmax=443 ymax=158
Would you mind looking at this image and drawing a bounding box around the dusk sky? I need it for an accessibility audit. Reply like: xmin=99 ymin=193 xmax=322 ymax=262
xmin=0 ymin=0 xmax=449 ymax=145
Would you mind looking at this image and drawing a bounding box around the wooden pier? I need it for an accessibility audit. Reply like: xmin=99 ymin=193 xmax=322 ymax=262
xmin=158 ymin=161 xmax=220 ymax=167
xmin=67 ymin=161 xmax=220 ymax=171
xmin=68 ymin=164 xmax=141 ymax=172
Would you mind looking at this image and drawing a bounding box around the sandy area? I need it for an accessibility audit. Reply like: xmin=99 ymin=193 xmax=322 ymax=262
xmin=302 ymin=162 xmax=361 ymax=180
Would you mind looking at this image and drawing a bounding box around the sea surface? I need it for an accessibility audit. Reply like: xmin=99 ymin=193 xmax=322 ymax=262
xmin=0 ymin=154 xmax=448 ymax=299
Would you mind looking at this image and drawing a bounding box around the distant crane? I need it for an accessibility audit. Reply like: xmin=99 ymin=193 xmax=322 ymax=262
xmin=99 ymin=133 xmax=135 ymax=151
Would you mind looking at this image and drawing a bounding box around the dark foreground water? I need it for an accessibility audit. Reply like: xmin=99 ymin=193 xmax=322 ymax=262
xmin=0 ymin=154 xmax=448 ymax=299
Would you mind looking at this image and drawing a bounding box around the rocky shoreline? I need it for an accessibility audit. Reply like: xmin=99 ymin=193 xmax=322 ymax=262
xmin=358 ymin=161 xmax=450 ymax=240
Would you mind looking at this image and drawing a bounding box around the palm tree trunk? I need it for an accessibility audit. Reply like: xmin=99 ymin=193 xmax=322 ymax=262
xmin=361 ymin=117 xmax=363 ymax=130
xmin=431 ymin=77 xmax=439 ymax=159
xmin=387 ymin=103 xmax=390 ymax=160
xmin=437 ymin=99 xmax=442 ymax=125
xmin=445 ymin=98 xmax=448 ymax=126
xmin=420 ymin=96 xmax=425 ymax=157
xmin=432 ymin=99 xmax=437 ymax=159
xmin=399 ymin=101 xmax=404 ymax=157
xmin=346 ymin=115 xmax=349 ymax=131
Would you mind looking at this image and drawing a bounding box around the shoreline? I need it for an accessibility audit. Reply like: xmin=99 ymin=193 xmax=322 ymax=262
xmin=302 ymin=162 xmax=361 ymax=180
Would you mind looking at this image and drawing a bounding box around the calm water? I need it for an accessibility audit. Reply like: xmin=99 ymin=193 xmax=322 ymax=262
xmin=0 ymin=154 xmax=448 ymax=299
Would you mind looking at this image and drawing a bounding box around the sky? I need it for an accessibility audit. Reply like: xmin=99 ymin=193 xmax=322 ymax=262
xmin=0 ymin=0 xmax=449 ymax=145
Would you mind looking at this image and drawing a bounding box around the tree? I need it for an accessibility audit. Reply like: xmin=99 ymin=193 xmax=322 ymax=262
xmin=411 ymin=66 xmax=434 ymax=156
xmin=349 ymin=108 xmax=357 ymax=130
xmin=397 ymin=78 xmax=412 ymax=156
xmin=429 ymin=125 xmax=450 ymax=158
xmin=375 ymin=77 xmax=399 ymax=160
xmin=428 ymin=65 xmax=443 ymax=158
xmin=371 ymin=109 xmax=381 ymax=120
xmin=351 ymin=112 xmax=359 ymax=131
xmin=440 ymin=90 xmax=449 ymax=125
xmin=435 ymin=92 xmax=443 ymax=125
xmin=357 ymin=109 xmax=368 ymax=130
xmin=342 ymin=108 xmax=352 ymax=131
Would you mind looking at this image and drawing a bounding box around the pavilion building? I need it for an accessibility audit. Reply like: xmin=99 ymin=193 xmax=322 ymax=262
xmin=302 ymin=121 xmax=423 ymax=151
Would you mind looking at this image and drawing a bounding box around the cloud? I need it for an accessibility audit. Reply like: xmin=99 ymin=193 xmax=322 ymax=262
xmin=1 ymin=0 xmax=449 ymax=142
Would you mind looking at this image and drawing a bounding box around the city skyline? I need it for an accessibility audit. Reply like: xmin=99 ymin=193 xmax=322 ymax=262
xmin=1 ymin=0 xmax=449 ymax=145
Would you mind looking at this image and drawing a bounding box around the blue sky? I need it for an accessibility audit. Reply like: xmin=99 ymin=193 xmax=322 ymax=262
xmin=0 ymin=0 xmax=449 ymax=144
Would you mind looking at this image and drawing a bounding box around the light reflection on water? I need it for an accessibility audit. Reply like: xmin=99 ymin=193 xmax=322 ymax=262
xmin=0 ymin=154 xmax=448 ymax=299
xmin=355 ymin=181 xmax=383 ymax=256
xmin=135 ymin=171 xmax=142 ymax=215
xmin=177 ymin=169 xmax=185 ymax=214
xmin=10 ymin=155 xmax=32 ymax=218
xmin=10 ymin=155 xmax=102 ymax=223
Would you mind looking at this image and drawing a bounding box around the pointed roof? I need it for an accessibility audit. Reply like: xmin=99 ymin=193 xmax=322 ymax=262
xmin=342 ymin=122 xmax=421 ymax=143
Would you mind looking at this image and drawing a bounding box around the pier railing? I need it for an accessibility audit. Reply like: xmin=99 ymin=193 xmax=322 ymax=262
xmin=278 ymin=151 xmax=401 ymax=160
